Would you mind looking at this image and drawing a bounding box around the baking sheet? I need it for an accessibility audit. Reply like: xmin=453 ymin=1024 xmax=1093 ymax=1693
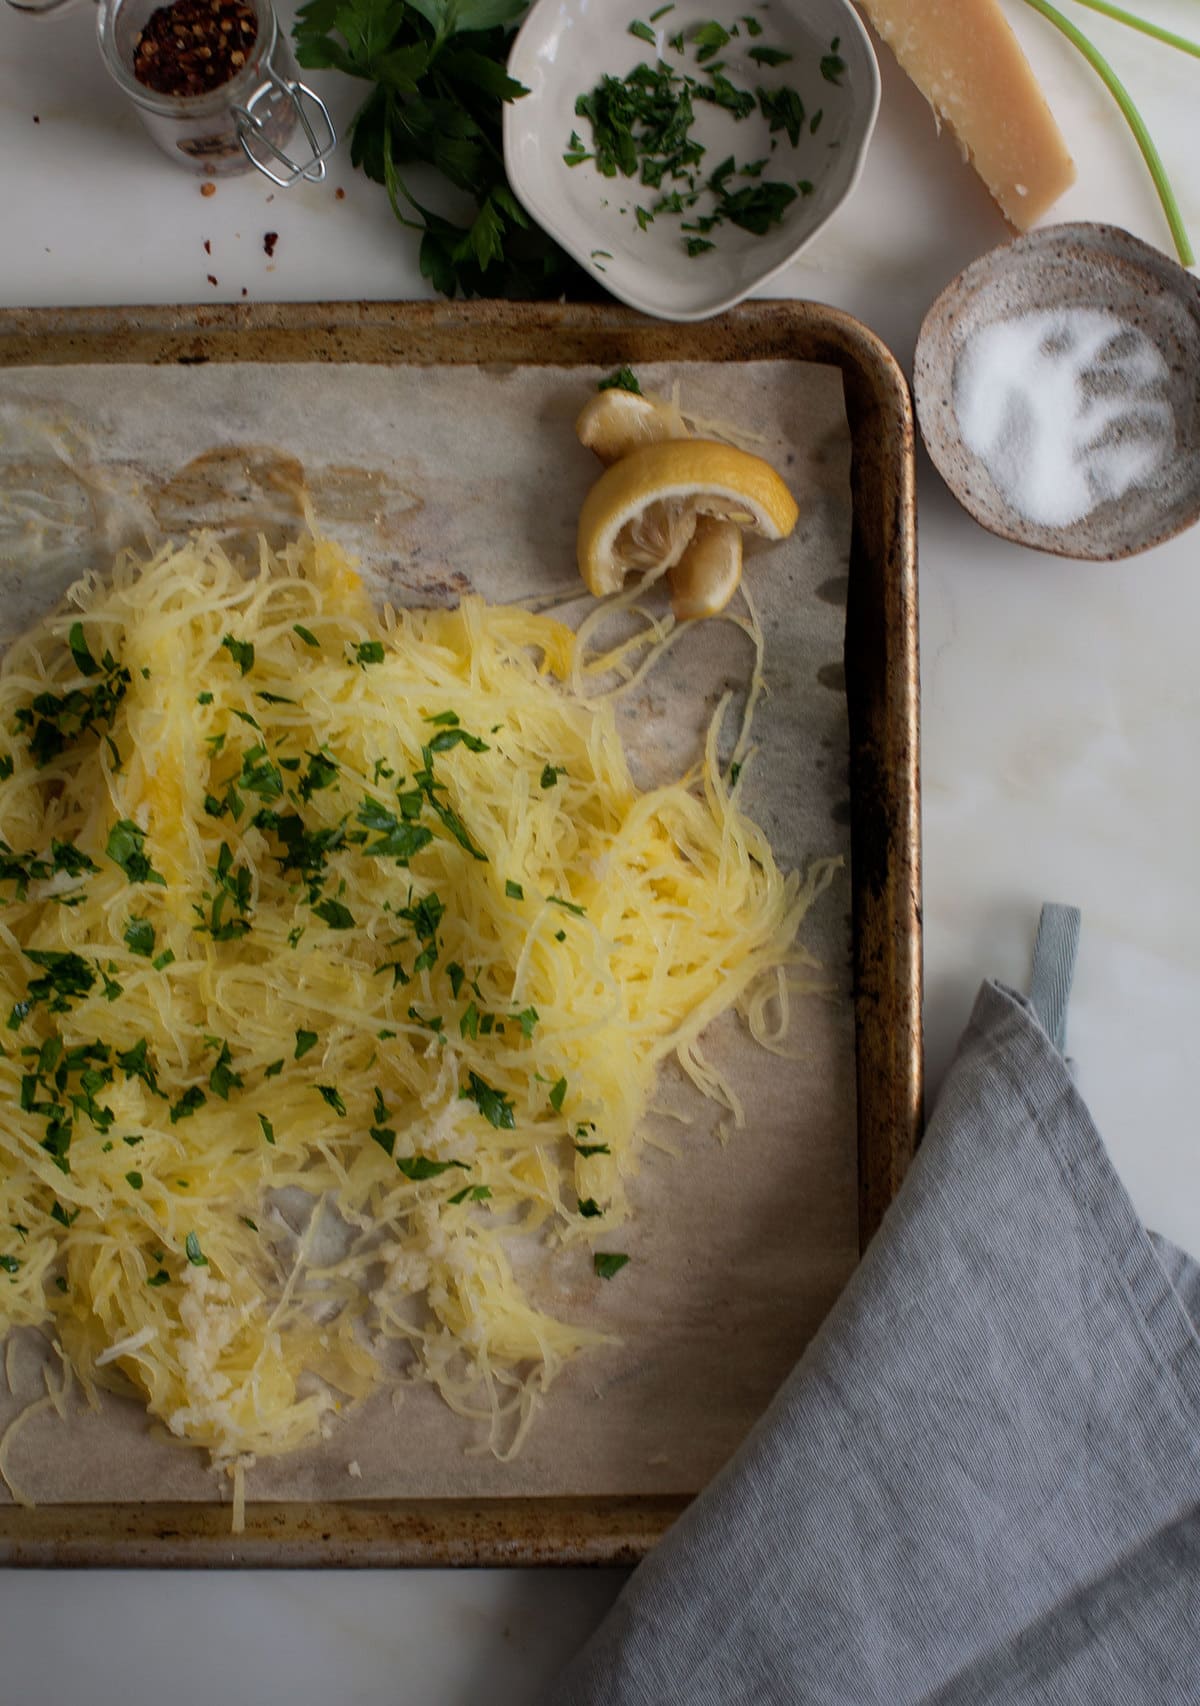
xmin=0 ymin=355 xmax=855 ymax=1511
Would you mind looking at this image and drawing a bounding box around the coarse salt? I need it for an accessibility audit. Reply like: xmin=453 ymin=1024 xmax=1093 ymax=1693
xmin=954 ymin=307 xmax=1174 ymax=528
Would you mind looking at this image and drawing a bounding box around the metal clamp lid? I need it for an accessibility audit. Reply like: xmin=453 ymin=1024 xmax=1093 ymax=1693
xmin=234 ymin=68 xmax=335 ymax=187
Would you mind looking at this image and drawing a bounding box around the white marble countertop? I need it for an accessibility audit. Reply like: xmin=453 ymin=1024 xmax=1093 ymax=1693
xmin=1 ymin=2 xmax=1198 ymax=1700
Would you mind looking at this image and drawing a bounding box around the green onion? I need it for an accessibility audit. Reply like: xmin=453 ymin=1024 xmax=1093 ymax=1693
xmin=1021 ymin=0 xmax=1193 ymax=265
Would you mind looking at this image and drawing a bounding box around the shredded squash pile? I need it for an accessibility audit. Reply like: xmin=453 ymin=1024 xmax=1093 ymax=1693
xmin=0 ymin=530 xmax=826 ymax=1475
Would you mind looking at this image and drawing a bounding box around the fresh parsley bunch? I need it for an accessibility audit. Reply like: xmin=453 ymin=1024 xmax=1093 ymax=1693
xmin=293 ymin=0 xmax=589 ymax=297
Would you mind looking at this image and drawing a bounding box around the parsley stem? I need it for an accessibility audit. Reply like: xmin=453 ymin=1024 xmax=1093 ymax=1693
xmin=381 ymin=103 xmax=424 ymax=233
xmin=1020 ymin=0 xmax=1193 ymax=266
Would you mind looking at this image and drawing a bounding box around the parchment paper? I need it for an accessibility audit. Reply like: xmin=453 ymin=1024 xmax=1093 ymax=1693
xmin=0 ymin=358 xmax=855 ymax=1507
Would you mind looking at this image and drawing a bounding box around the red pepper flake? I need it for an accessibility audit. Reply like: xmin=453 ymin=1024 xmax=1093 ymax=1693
xmin=263 ymin=232 xmax=278 ymax=258
xmin=241 ymin=287 xmax=248 ymax=297
xmin=32 ymin=115 xmax=41 ymax=125
xmin=203 ymin=239 xmax=211 ymax=254
xmin=133 ymin=0 xmax=257 ymax=98
xmin=335 ymin=187 xmax=345 ymax=201
xmin=207 ymin=274 xmax=218 ymax=286
xmin=200 ymin=181 xmax=216 ymax=198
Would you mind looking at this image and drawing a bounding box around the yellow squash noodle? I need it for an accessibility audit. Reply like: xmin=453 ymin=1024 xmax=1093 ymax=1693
xmin=0 ymin=530 xmax=826 ymax=1469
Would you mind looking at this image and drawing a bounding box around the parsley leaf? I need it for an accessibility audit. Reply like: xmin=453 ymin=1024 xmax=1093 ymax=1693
xmin=396 ymin=1154 xmax=469 ymax=1180
xmin=208 ymin=1040 xmax=243 ymax=1100
xmin=460 ymin=1070 xmax=515 ymax=1130
xmin=106 ymin=819 xmax=166 ymax=887
xmin=291 ymin=0 xmax=581 ymax=302
xmin=314 ymin=897 xmax=356 ymax=930
xmin=123 ymin=916 xmax=156 ymax=958
xmin=598 ymin=366 xmax=641 ymax=394
xmin=184 ymin=1231 xmax=208 ymax=1267
xmin=316 ymin=1083 xmax=347 ymax=1116
xmin=448 ymin=1183 xmax=492 ymax=1204
xmin=221 ymin=635 xmax=255 ymax=676
xmin=294 ymin=1028 xmax=319 ymax=1060
xmin=594 ymin=1251 xmax=630 ymax=1279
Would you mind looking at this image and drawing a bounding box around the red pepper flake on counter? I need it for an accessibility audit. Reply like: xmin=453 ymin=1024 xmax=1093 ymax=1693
xmin=200 ymin=181 xmax=216 ymax=197
xmin=207 ymin=274 xmax=218 ymax=286
xmin=263 ymin=231 xmax=278 ymax=257
xmin=132 ymin=0 xmax=257 ymax=99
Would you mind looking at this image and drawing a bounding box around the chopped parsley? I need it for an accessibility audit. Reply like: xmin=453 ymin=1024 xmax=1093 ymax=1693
xmin=598 ymin=366 xmax=642 ymax=394
xmin=505 ymin=879 xmax=524 ymax=900
xmin=448 ymin=1183 xmax=492 ymax=1205
xmin=293 ymin=624 xmax=320 ymax=648
xmin=314 ymin=897 xmax=355 ymax=930
xmin=629 ymin=18 xmax=656 ymax=43
xmin=220 ymin=634 xmax=255 ymax=676
xmin=125 ymin=1171 xmax=143 ymax=1191
xmin=208 ymin=1040 xmax=243 ymax=1100
xmin=594 ymin=1252 xmax=630 ymax=1279
xmin=106 ymin=819 xmax=166 ymax=887
xmin=460 ymin=1070 xmax=516 ymax=1130
xmin=294 ymin=1028 xmax=319 ymax=1060
xmin=169 ymin=1086 xmax=206 ymax=1124
xmin=577 ymin=1197 xmax=604 ymax=1219
xmin=14 ymin=642 xmax=130 ymax=768
xmin=396 ymin=1154 xmax=469 ymax=1180
xmin=316 ymin=1084 xmax=347 ymax=1116
xmin=123 ymin=916 xmax=156 ymax=958
xmin=355 ymin=640 xmax=385 ymax=666
xmin=184 ymin=1230 xmax=208 ymax=1267
xmin=258 ymin=1112 xmax=276 ymax=1145
xmin=146 ymin=1269 xmax=170 ymax=1287
xmin=356 ymin=797 xmax=433 ymax=865
xmin=549 ymin=1076 xmax=567 ymax=1113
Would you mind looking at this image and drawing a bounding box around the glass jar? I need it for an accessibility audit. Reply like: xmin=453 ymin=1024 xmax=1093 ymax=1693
xmin=96 ymin=0 xmax=335 ymax=183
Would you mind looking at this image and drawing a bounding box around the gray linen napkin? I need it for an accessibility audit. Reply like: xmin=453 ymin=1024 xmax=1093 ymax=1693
xmin=543 ymin=908 xmax=1200 ymax=1704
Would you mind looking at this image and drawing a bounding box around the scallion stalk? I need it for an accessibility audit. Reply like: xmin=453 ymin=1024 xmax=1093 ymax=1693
xmin=1021 ymin=0 xmax=1194 ymax=266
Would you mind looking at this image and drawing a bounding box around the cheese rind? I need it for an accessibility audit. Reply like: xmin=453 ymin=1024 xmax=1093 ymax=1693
xmin=861 ymin=0 xmax=1076 ymax=228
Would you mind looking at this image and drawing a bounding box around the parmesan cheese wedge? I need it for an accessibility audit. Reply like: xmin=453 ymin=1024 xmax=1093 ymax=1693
xmin=860 ymin=0 xmax=1076 ymax=228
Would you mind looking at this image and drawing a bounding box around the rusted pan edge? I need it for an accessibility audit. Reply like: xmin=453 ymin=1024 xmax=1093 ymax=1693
xmin=0 ymin=1494 xmax=686 ymax=1568
xmin=0 ymin=298 xmax=922 ymax=1564
xmin=838 ymin=323 xmax=923 ymax=1245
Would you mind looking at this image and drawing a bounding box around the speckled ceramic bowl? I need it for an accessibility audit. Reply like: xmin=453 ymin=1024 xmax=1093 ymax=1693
xmin=914 ymin=223 xmax=1200 ymax=561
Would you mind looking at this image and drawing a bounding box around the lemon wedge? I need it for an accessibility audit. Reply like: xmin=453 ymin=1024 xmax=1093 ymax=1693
xmin=668 ymin=517 xmax=743 ymax=620
xmin=575 ymin=388 xmax=689 ymax=465
xmin=577 ymin=439 xmax=799 ymax=598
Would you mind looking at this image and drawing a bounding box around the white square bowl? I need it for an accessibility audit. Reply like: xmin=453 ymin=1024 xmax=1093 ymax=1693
xmin=503 ymin=0 xmax=880 ymax=322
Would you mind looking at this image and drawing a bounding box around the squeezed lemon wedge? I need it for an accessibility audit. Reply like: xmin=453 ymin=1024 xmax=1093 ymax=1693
xmin=667 ymin=516 xmax=744 ymax=620
xmin=575 ymin=388 xmax=689 ymax=465
xmin=576 ymin=439 xmax=799 ymax=598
